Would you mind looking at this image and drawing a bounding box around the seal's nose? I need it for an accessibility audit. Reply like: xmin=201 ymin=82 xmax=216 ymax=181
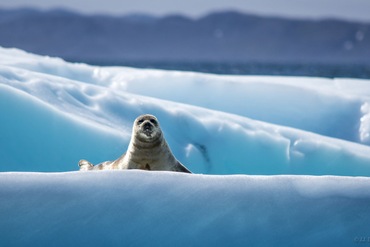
xmin=143 ymin=121 xmax=152 ymax=130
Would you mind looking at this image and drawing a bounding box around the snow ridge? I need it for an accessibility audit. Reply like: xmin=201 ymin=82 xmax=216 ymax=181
xmin=1 ymin=171 xmax=369 ymax=247
xmin=1 ymin=47 xmax=370 ymax=175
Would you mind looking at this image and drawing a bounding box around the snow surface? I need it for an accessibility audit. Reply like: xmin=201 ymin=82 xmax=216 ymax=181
xmin=1 ymin=47 xmax=370 ymax=246
xmin=1 ymin=47 xmax=370 ymax=175
xmin=1 ymin=171 xmax=370 ymax=247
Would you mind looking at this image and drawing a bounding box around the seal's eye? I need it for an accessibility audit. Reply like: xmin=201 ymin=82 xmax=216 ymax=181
xmin=150 ymin=119 xmax=157 ymax=125
xmin=137 ymin=119 xmax=144 ymax=125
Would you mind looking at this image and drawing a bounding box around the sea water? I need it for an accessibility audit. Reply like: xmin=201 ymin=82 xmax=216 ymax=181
xmin=69 ymin=60 xmax=370 ymax=79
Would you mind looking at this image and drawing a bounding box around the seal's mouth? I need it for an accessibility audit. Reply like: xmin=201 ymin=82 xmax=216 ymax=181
xmin=142 ymin=122 xmax=154 ymax=136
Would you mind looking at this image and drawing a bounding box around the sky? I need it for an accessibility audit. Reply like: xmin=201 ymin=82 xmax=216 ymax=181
xmin=1 ymin=0 xmax=370 ymax=22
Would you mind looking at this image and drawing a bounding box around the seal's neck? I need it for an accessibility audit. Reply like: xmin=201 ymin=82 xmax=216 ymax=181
xmin=129 ymin=133 xmax=168 ymax=160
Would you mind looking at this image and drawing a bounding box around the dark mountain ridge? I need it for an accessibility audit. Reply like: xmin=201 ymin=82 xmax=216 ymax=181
xmin=0 ymin=8 xmax=369 ymax=64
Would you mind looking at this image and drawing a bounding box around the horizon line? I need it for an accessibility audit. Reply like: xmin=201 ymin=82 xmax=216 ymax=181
xmin=0 ymin=5 xmax=369 ymax=24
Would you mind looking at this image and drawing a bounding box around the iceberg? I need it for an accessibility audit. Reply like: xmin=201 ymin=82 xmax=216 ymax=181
xmin=1 ymin=47 xmax=370 ymax=175
xmin=1 ymin=47 xmax=370 ymax=247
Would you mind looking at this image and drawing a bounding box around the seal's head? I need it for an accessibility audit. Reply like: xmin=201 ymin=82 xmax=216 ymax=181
xmin=133 ymin=114 xmax=162 ymax=142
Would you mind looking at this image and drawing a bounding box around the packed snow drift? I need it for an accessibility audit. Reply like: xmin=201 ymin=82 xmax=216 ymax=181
xmin=1 ymin=47 xmax=370 ymax=175
xmin=1 ymin=47 xmax=370 ymax=247
xmin=1 ymin=171 xmax=370 ymax=247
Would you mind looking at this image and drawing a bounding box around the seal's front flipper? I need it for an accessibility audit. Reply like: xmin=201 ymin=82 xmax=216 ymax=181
xmin=78 ymin=159 xmax=94 ymax=171
xmin=175 ymin=161 xmax=192 ymax=173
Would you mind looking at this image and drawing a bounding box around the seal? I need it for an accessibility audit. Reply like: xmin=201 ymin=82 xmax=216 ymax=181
xmin=78 ymin=114 xmax=192 ymax=173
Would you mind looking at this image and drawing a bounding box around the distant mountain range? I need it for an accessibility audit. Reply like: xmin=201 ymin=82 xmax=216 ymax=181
xmin=0 ymin=8 xmax=369 ymax=64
